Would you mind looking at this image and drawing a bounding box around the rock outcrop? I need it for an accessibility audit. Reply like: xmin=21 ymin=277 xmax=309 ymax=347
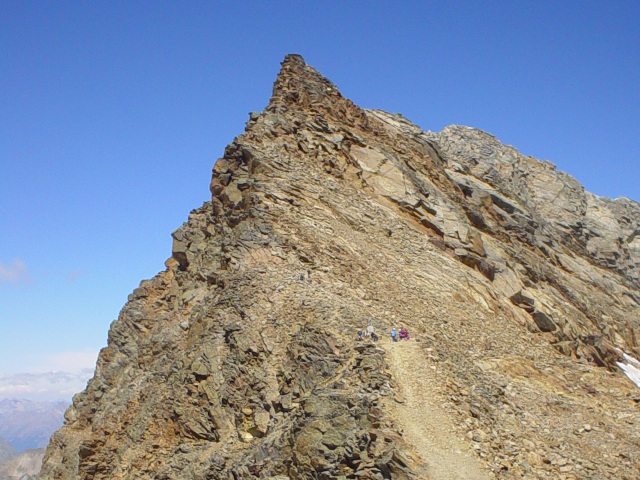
xmin=40 ymin=55 xmax=640 ymax=480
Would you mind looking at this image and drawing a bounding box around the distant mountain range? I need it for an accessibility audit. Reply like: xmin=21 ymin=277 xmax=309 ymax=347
xmin=0 ymin=447 xmax=45 ymax=480
xmin=0 ymin=437 xmax=15 ymax=464
xmin=0 ymin=399 xmax=68 ymax=452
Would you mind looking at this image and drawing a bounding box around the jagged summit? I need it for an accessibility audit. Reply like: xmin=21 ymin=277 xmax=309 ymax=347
xmin=40 ymin=56 xmax=640 ymax=480
xmin=263 ymin=54 xmax=371 ymax=132
xmin=269 ymin=54 xmax=341 ymax=107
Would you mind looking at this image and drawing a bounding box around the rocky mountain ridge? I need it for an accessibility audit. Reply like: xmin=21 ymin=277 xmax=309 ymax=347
xmin=39 ymin=55 xmax=640 ymax=480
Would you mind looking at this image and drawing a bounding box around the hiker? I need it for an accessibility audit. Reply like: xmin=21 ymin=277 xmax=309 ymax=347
xmin=399 ymin=327 xmax=409 ymax=340
xmin=357 ymin=329 xmax=363 ymax=341
xmin=391 ymin=327 xmax=398 ymax=342
xmin=371 ymin=331 xmax=379 ymax=342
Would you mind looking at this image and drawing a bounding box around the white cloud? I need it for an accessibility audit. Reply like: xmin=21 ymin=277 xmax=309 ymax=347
xmin=0 ymin=350 xmax=99 ymax=401
xmin=0 ymin=369 xmax=95 ymax=402
xmin=0 ymin=258 xmax=31 ymax=285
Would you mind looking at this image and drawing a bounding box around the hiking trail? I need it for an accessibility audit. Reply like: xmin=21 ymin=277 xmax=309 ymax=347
xmin=382 ymin=338 xmax=490 ymax=480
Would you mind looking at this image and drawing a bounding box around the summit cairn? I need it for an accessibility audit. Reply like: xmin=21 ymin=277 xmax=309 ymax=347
xmin=40 ymin=55 xmax=640 ymax=479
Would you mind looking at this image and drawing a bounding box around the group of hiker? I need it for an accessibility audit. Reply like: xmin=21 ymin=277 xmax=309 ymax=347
xmin=390 ymin=327 xmax=410 ymax=342
xmin=356 ymin=317 xmax=410 ymax=343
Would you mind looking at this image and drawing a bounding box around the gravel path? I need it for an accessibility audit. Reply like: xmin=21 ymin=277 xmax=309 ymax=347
xmin=384 ymin=338 xmax=489 ymax=480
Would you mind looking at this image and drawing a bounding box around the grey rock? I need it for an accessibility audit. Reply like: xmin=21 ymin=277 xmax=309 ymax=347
xmin=532 ymin=311 xmax=556 ymax=332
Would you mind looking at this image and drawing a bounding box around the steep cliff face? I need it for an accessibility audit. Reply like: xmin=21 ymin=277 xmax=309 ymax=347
xmin=40 ymin=55 xmax=640 ymax=480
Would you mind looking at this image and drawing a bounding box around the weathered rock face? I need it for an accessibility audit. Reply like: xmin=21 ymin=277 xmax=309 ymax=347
xmin=40 ymin=55 xmax=640 ymax=480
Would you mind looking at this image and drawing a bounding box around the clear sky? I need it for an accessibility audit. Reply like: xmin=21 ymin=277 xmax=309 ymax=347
xmin=1 ymin=1 xmax=639 ymax=399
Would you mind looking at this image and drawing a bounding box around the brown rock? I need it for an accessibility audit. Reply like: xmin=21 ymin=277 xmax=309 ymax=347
xmin=38 ymin=54 xmax=640 ymax=480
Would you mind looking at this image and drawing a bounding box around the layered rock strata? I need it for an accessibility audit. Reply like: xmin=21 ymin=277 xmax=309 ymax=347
xmin=40 ymin=55 xmax=640 ymax=480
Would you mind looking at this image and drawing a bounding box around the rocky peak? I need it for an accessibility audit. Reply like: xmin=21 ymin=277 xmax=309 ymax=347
xmin=39 ymin=55 xmax=640 ymax=480
xmin=268 ymin=54 xmax=339 ymax=109
xmin=265 ymin=54 xmax=368 ymax=127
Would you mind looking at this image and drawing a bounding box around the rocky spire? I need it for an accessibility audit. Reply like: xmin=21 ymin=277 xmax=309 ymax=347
xmin=264 ymin=54 xmax=371 ymax=131
xmin=268 ymin=54 xmax=341 ymax=109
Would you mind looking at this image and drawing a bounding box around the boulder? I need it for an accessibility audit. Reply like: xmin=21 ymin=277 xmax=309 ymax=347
xmin=532 ymin=311 xmax=556 ymax=332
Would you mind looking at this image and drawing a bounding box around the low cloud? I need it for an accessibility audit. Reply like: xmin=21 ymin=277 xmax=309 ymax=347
xmin=0 ymin=350 xmax=99 ymax=401
xmin=0 ymin=369 xmax=95 ymax=402
xmin=0 ymin=258 xmax=30 ymax=285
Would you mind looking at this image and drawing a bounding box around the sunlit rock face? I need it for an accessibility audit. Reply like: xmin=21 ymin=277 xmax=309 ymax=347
xmin=40 ymin=55 xmax=640 ymax=480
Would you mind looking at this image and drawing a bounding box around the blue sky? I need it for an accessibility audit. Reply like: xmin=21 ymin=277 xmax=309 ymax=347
xmin=1 ymin=2 xmax=639 ymax=399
